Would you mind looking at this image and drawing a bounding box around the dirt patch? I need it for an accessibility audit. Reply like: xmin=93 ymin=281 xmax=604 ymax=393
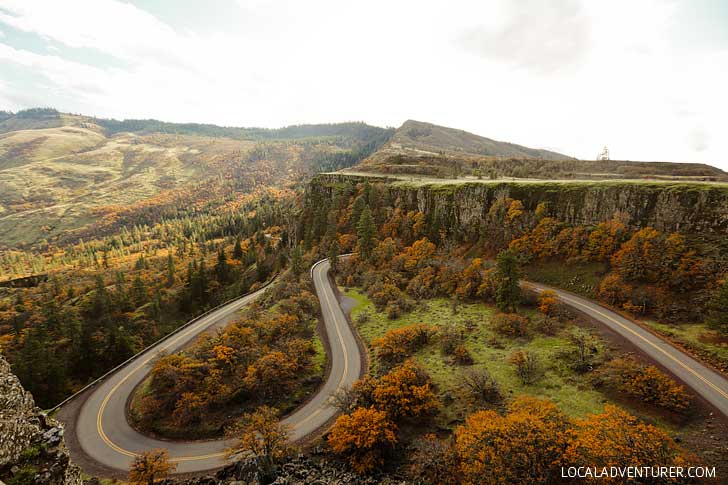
xmin=699 ymin=331 xmax=728 ymax=346
xmin=338 ymin=294 xmax=358 ymax=315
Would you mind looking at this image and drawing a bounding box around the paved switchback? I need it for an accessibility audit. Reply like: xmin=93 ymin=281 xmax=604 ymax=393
xmin=64 ymin=258 xmax=361 ymax=474
xmin=522 ymin=281 xmax=728 ymax=418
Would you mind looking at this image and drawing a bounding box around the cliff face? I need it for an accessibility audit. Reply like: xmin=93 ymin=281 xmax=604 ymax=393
xmin=310 ymin=174 xmax=728 ymax=241
xmin=0 ymin=355 xmax=82 ymax=485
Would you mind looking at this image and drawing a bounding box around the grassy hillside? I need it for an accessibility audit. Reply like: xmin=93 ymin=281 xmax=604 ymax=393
xmin=385 ymin=119 xmax=569 ymax=159
xmin=0 ymin=109 xmax=393 ymax=248
xmin=355 ymin=120 xmax=727 ymax=181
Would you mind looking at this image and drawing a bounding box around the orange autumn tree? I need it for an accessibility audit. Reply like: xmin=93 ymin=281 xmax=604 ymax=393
xmin=371 ymin=323 xmax=436 ymax=364
xmin=537 ymin=290 xmax=559 ymax=316
xmin=372 ymin=359 xmax=439 ymax=419
xmin=128 ymin=449 xmax=176 ymax=485
xmin=455 ymin=258 xmax=484 ymax=300
xmin=565 ymin=405 xmax=693 ymax=483
xmin=328 ymin=407 xmax=398 ymax=474
xmin=243 ymin=350 xmax=300 ymax=400
xmin=509 ymin=217 xmax=561 ymax=260
xmin=598 ymin=357 xmax=690 ymax=412
xmin=453 ymin=396 xmax=573 ymax=485
xmin=225 ymin=406 xmax=292 ymax=478
xmin=585 ymin=217 xmax=628 ymax=261
xmin=611 ymin=227 xmax=663 ymax=282
xmin=398 ymin=237 xmax=436 ymax=272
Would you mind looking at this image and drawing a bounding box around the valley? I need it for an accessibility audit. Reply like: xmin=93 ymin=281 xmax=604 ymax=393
xmin=2 ymin=110 xmax=728 ymax=484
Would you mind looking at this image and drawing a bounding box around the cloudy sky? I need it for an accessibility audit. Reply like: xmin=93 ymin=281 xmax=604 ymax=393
xmin=0 ymin=0 xmax=727 ymax=168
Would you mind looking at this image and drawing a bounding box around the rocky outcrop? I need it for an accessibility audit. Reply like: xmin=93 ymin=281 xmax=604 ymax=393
xmin=0 ymin=355 xmax=82 ymax=485
xmin=310 ymin=174 xmax=728 ymax=240
xmin=165 ymin=455 xmax=408 ymax=485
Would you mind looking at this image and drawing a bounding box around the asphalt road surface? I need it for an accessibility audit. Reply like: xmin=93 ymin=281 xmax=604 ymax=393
xmin=66 ymin=258 xmax=361 ymax=474
xmin=523 ymin=281 xmax=728 ymax=418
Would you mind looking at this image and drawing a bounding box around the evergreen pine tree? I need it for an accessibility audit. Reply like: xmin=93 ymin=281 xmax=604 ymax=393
xmin=494 ymin=250 xmax=521 ymax=312
xmin=131 ymin=274 xmax=147 ymax=308
xmin=356 ymin=206 xmax=376 ymax=259
xmin=91 ymin=275 xmax=112 ymax=319
xmin=134 ymin=254 xmax=147 ymax=270
xmin=246 ymin=245 xmax=257 ymax=266
xmin=166 ymin=253 xmax=175 ymax=287
xmin=708 ymin=279 xmax=728 ymax=335
xmin=233 ymin=237 xmax=244 ymax=260
xmin=291 ymin=245 xmax=303 ymax=279
xmin=328 ymin=236 xmax=340 ymax=274
xmin=198 ymin=260 xmax=208 ymax=304
xmin=216 ymin=247 xmax=231 ymax=283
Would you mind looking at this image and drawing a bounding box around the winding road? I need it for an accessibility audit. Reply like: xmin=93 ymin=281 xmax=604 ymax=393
xmin=61 ymin=258 xmax=361 ymax=474
xmin=522 ymin=281 xmax=728 ymax=418
xmin=59 ymin=263 xmax=728 ymax=476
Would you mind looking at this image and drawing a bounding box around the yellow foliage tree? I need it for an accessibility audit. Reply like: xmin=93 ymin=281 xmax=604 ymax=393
xmin=225 ymin=406 xmax=292 ymax=477
xmin=565 ymin=404 xmax=692 ymax=483
xmin=328 ymin=407 xmax=398 ymax=474
xmin=128 ymin=449 xmax=176 ymax=485
xmin=454 ymin=396 xmax=572 ymax=485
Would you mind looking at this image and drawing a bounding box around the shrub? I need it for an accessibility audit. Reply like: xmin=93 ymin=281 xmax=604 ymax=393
xmin=406 ymin=266 xmax=437 ymax=300
xmin=537 ymin=290 xmax=559 ymax=316
xmin=532 ymin=314 xmax=560 ymax=336
xmin=460 ymin=368 xmax=502 ymax=405
xmin=565 ymin=405 xmax=693 ymax=476
xmin=385 ymin=302 xmax=401 ymax=319
xmin=597 ymin=357 xmax=690 ymax=412
xmin=439 ymin=326 xmax=464 ymax=355
xmin=224 ymin=406 xmax=292 ymax=478
xmin=368 ymin=281 xmax=412 ymax=313
xmin=454 ymin=396 xmax=571 ymax=485
xmin=491 ymin=313 xmax=530 ymax=338
xmin=372 ymin=359 xmax=439 ymax=419
xmin=566 ymin=328 xmax=599 ymax=373
xmin=128 ymin=449 xmax=176 ymax=485
xmin=408 ymin=434 xmax=459 ymax=485
xmin=371 ymin=323 xmax=436 ymax=364
xmin=453 ymin=345 xmax=473 ymax=365
xmin=328 ymin=407 xmax=398 ymax=474
xmin=508 ymin=349 xmax=541 ymax=385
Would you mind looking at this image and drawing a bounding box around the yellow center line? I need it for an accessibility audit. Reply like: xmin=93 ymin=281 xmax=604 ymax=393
xmin=96 ymin=264 xmax=353 ymax=464
xmin=525 ymin=283 xmax=728 ymax=402
xmin=96 ymin=299 xmax=249 ymax=462
xmin=286 ymin=265 xmax=350 ymax=430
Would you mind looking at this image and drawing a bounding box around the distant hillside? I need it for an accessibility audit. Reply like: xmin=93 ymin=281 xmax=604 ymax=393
xmin=355 ymin=120 xmax=727 ymax=181
xmin=387 ymin=119 xmax=569 ymax=159
xmin=0 ymin=109 xmax=393 ymax=248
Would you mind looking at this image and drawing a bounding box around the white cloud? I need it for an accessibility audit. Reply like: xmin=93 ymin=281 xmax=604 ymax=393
xmin=0 ymin=0 xmax=726 ymax=170
xmin=459 ymin=0 xmax=591 ymax=74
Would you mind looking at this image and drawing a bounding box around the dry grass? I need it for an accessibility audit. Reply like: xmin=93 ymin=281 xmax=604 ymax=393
xmin=0 ymin=127 xmax=257 ymax=247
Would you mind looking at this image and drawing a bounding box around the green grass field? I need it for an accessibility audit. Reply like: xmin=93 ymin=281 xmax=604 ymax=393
xmin=643 ymin=320 xmax=728 ymax=372
xmin=343 ymin=288 xmax=609 ymax=426
xmin=524 ymin=260 xmax=607 ymax=299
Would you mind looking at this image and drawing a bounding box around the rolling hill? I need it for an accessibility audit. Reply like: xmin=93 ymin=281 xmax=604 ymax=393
xmin=385 ymin=119 xmax=570 ymax=159
xmin=354 ymin=120 xmax=727 ymax=181
xmin=0 ymin=109 xmax=393 ymax=248
xmin=2 ymin=110 xmax=725 ymax=248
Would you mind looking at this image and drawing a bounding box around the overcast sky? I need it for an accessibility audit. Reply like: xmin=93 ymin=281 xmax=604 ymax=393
xmin=0 ymin=0 xmax=727 ymax=169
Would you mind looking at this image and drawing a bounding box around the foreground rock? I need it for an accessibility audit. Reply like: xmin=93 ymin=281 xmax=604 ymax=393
xmin=0 ymin=355 xmax=82 ymax=485
xmin=165 ymin=455 xmax=408 ymax=485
